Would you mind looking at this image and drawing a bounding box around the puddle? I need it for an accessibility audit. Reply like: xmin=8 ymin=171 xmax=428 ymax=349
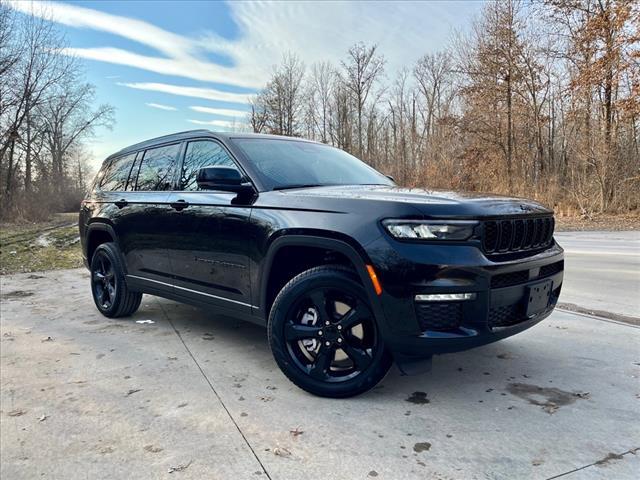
xmin=595 ymin=452 xmax=624 ymax=466
xmin=413 ymin=442 xmax=431 ymax=453
xmin=406 ymin=392 xmax=430 ymax=404
xmin=34 ymin=232 xmax=53 ymax=247
xmin=1 ymin=290 xmax=34 ymax=300
xmin=507 ymin=383 xmax=589 ymax=414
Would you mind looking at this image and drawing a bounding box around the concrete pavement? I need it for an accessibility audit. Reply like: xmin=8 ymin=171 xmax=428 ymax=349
xmin=555 ymin=231 xmax=640 ymax=318
xmin=1 ymin=267 xmax=639 ymax=479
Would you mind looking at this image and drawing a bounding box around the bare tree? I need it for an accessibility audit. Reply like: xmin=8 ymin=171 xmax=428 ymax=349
xmin=1 ymin=12 xmax=73 ymax=171
xmin=249 ymin=96 xmax=268 ymax=133
xmin=40 ymin=78 xmax=114 ymax=195
xmin=306 ymin=61 xmax=335 ymax=143
xmin=246 ymin=1 xmax=638 ymax=215
xmin=257 ymin=53 xmax=306 ymax=136
xmin=0 ymin=5 xmax=115 ymax=220
xmin=341 ymin=42 xmax=385 ymax=158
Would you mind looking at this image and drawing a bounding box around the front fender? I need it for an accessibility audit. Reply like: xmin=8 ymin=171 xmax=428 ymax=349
xmin=256 ymin=234 xmax=387 ymax=332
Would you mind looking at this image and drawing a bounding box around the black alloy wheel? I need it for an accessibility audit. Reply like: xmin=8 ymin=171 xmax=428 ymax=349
xmin=268 ymin=266 xmax=392 ymax=397
xmin=90 ymin=242 xmax=142 ymax=318
xmin=285 ymin=287 xmax=378 ymax=382
xmin=92 ymin=252 xmax=116 ymax=310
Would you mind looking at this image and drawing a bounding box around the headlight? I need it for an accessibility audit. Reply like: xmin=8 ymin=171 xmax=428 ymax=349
xmin=382 ymin=220 xmax=478 ymax=240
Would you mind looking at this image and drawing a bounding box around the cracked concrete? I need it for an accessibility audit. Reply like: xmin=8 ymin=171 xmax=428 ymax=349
xmin=1 ymin=268 xmax=639 ymax=479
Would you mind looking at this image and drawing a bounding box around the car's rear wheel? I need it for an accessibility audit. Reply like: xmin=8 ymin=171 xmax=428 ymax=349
xmin=268 ymin=266 xmax=392 ymax=398
xmin=90 ymin=242 xmax=142 ymax=318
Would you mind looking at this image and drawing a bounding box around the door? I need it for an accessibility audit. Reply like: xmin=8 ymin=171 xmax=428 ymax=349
xmin=114 ymin=143 xmax=182 ymax=285
xmin=165 ymin=139 xmax=253 ymax=311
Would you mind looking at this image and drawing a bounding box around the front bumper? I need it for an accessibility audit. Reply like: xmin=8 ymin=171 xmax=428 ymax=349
xmin=365 ymin=237 xmax=564 ymax=358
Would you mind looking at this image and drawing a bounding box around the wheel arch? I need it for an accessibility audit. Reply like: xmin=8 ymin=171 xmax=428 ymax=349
xmin=85 ymin=221 xmax=124 ymax=270
xmin=258 ymin=234 xmax=384 ymax=325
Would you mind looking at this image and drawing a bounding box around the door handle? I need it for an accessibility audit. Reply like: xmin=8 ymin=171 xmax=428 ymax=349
xmin=114 ymin=199 xmax=128 ymax=209
xmin=170 ymin=199 xmax=189 ymax=211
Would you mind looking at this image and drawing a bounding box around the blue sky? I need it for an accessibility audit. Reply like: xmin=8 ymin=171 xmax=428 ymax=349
xmin=10 ymin=1 xmax=483 ymax=169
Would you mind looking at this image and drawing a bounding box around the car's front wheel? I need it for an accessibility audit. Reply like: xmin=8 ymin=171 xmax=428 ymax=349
xmin=90 ymin=242 xmax=142 ymax=318
xmin=268 ymin=266 xmax=392 ymax=398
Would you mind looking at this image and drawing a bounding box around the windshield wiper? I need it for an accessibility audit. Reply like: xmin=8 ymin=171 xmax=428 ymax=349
xmin=273 ymin=184 xmax=326 ymax=191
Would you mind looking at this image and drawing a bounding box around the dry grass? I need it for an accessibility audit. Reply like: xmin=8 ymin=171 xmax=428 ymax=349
xmin=555 ymin=212 xmax=640 ymax=232
xmin=0 ymin=213 xmax=82 ymax=275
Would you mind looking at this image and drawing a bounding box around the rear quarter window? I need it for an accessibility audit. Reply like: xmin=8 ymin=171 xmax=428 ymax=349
xmin=99 ymin=153 xmax=136 ymax=191
xmin=134 ymin=143 xmax=180 ymax=191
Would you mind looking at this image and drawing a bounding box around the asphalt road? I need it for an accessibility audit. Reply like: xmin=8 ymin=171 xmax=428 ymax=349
xmin=555 ymin=231 xmax=640 ymax=318
xmin=1 ymin=232 xmax=639 ymax=479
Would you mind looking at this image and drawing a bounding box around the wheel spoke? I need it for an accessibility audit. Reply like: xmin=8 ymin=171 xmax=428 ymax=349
xmin=342 ymin=343 xmax=371 ymax=371
xmin=285 ymin=322 xmax=321 ymax=341
xmin=309 ymin=345 xmax=335 ymax=380
xmin=338 ymin=304 xmax=366 ymax=330
xmin=93 ymin=271 xmax=105 ymax=282
xmin=97 ymin=286 xmax=107 ymax=304
xmin=308 ymin=290 xmax=331 ymax=323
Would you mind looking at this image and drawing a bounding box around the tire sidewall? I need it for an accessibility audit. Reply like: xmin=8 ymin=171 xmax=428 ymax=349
xmin=268 ymin=267 xmax=391 ymax=398
xmin=90 ymin=243 xmax=126 ymax=317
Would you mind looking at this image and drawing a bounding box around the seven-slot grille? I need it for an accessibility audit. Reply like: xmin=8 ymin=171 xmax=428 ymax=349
xmin=482 ymin=216 xmax=554 ymax=255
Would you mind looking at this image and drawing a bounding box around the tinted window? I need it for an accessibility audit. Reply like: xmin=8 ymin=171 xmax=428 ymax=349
xmin=134 ymin=144 xmax=180 ymax=191
xmin=99 ymin=153 xmax=136 ymax=191
xmin=179 ymin=140 xmax=236 ymax=191
xmin=232 ymin=139 xmax=392 ymax=191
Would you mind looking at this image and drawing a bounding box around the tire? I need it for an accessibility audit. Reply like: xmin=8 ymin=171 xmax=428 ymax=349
xmin=90 ymin=242 xmax=142 ymax=318
xmin=268 ymin=265 xmax=392 ymax=398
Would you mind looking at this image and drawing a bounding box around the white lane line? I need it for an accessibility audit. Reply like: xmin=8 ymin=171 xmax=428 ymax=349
xmin=566 ymin=267 xmax=639 ymax=275
xmin=563 ymin=250 xmax=640 ymax=256
xmin=556 ymin=308 xmax=640 ymax=329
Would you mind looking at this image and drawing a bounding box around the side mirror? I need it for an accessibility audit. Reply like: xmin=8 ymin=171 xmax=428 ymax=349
xmin=196 ymin=166 xmax=253 ymax=193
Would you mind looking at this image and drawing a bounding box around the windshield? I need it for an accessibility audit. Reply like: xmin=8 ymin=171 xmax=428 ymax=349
xmin=232 ymin=138 xmax=393 ymax=191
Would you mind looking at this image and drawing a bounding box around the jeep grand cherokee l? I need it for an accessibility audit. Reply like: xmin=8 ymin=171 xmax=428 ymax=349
xmin=80 ymin=130 xmax=564 ymax=397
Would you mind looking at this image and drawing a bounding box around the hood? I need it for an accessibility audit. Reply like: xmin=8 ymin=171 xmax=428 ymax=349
xmin=277 ymin=185 xmax=552 ymax=218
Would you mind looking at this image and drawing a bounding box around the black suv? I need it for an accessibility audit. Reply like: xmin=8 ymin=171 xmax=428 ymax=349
xmin=80 ymin=130 xmax=564 ymax=397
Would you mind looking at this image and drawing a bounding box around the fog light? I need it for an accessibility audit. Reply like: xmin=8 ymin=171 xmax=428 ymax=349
xmin=415 ymin=293 xmax=476 ymax=302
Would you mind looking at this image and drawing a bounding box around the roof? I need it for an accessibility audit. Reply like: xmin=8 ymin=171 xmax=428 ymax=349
xmin=107 ymin=130 xmax=319 ymax=159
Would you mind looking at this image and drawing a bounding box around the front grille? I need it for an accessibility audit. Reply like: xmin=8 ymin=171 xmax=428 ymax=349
xmin=482 ymin=216 xmax=554 ymax=256
xmin=415 ymin=302 xmax=462 ymax=331
xmin=491 ymin=260 xmax=564 ymax=289
xmin=491 ymin=270 xmax=530 ymax=288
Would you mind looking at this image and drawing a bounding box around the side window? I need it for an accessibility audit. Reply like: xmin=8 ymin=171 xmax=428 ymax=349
xmin=134 ymin=143 xmax=180 ymax=191
xmin=179 ymin=140 xmax=237 ymax=191
xmin=99 ymin=153 xmax=136 ymax=191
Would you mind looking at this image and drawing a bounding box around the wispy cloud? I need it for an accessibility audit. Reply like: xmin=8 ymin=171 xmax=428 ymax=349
xmin=118 ymin=82 xmax=251 ymax=104
xmin=9 ymin=0 xmax=261 ymax=89
xmin=188 ymin=119 xmax=237 ymax=127
xmin=146 ymin=102 xmax=177 ymax=111
xmin=10 ymin=1 xmax=481 ymax=95
xmin=9 ymin=0 xmax=189 ymax=56
xmin=187 ymin=119 xmax=249 ymax=132
xmin=189 ymin=106 xmax=248 ymax=118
